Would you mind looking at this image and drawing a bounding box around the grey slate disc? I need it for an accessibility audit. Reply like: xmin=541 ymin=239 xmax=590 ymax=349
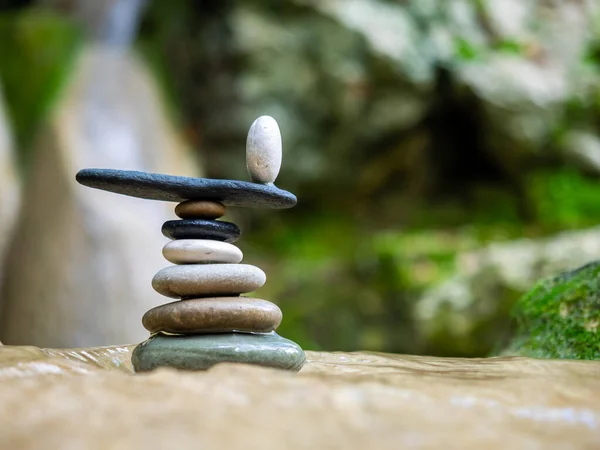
xmin=131 ymin=332 xmax=306 ymax=372
xmin=75 ymin=168 xmax=297 ymax=208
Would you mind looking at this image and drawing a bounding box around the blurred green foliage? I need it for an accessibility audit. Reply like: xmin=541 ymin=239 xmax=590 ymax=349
xmin=529 ymin=169 xmax=600 ymax=231
xmin=0 ymin=7 xmax=81 ymax=169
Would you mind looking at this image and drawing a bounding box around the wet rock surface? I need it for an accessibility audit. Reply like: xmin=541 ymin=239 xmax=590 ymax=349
xmin=0 ymin=345 xmax=599 ymax=448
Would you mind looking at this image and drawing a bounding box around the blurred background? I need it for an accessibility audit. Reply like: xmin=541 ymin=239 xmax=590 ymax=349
xmin=0 ymin=0 xmax=599 ymax=357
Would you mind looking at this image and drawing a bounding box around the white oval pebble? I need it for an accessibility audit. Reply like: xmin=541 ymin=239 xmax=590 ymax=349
xmin=152 ymin=264 xmax=266 ymax=299
xmin=163 ymin=239 xmax=243 ymax=264
xmin=246 ymin=115 xmax=282 ymax=184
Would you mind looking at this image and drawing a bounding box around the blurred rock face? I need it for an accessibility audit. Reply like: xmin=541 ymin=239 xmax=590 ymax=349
xmin=147 ymin=0 xmax=600 ymax=203
xmin=0 ymin=45 xmax=197 ymax=347
xmin=140 ymin=0 xmax=600 ymax=356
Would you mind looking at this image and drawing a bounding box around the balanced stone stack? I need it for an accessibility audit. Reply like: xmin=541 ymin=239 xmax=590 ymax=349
xmin=76 ymin=116 xmax=305 ymax=372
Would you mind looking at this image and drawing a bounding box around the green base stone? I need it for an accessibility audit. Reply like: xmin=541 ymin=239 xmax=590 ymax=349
xmin=131 ymin=332 xmax=306 ymax=373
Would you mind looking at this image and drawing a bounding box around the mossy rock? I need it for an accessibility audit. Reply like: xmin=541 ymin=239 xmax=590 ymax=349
xmin=503 ymin=261 xmax=600 ymax=360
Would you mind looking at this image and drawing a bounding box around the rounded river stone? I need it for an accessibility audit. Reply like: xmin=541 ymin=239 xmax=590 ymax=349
xmin=162 ymin=239 xmax=243 ymax=264
xmin=175 ymin=200 xmax=226 ymax=219
xmin=142 ymin=297 xmax=282 ymax=334
xmin=75 ymin=169 xmax=297 ymax=208
xmin=132 ymin=332 xmax=306 ymax=372
xmin=162 ymin=219 xmax=240 ymax=242
xmin=151 ymin=264 xmax=266 ymax=299
xmin=246 ymin=115 xmax=282 ymax=184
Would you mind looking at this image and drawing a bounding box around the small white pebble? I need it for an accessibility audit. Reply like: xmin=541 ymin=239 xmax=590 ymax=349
xmin=246 ymin=115 xmax=282 ymax=184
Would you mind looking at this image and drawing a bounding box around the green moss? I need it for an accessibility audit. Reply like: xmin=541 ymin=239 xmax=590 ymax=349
xmin=0 ymin=8 xmax=82 ymax=169
xmin=503 ymin=261 xmax=600 ymax=360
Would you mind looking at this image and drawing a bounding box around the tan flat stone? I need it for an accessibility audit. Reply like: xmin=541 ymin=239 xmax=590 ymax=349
xmin=1 ymin=346 xmax=600 ymax=449
xmin=142 ymin=297 xmax=282 ymax=334
xmin=152 ymin=264 xmax=266 ymax=298
xmin=162 ymin=239 xmax=243 ymax=264
xmin=175 ymin=200 xmax=226 ymax=219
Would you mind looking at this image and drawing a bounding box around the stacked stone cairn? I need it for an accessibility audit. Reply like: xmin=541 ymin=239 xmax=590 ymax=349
xmin=76 ymin=116 xmax=305 ymax=372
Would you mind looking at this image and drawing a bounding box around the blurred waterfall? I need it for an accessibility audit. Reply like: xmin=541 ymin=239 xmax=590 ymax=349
xmin=75 ymin=0 xmax=148 ymax=47
xmin=0 ymin=85 xmax=21 ymax=305
xmin=0 ymin=0 xmax=199 ymax=347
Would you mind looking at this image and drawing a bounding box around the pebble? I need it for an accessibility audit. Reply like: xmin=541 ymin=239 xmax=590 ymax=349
xmin=175 ymin=200 xmax=226 ymax=219
xmin=163 ymin=239 xmax=243 ymax=264
xmin=151 ymin=264 xmax=266 ymax=298
xmin=142 ymin=297 xmax=282 ymax=334
xmin=162 ymin=219 xmax=240 ymax=242
xmin=132 ymin=332 xmax=306 ymax=372
xmin=75 ymin=169 xmax=297 ymax=208
xmin=246 ymin=116 xmax=282 ymax=184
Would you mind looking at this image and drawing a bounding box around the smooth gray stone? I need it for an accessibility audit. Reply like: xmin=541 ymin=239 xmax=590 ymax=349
xmin=75 ymin=169 xmax=297 ymax=208
xmin=151 ymin=264 xmax=266 ymax=299
xmin=132 ymin=332 xmax=306 ymax=372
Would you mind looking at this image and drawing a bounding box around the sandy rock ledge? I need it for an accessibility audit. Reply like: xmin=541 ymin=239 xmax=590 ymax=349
xmin=0 ymin=345 xmax=599 ymax=449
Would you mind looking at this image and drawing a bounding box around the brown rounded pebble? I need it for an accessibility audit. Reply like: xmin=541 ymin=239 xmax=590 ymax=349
xmin=142 ymin=297 xmax=283 ymax=334
xmin=175 ymin=200 xmax=226 ymax=219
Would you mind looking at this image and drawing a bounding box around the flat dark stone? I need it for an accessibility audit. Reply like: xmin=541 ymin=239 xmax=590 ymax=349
xmin=162 ymin=219 xmax=240 ymax=242
xmin=131 ymin=332 xmax=306 ymax=372
xmin=76 ymin=168 xmax=297 ymax=208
